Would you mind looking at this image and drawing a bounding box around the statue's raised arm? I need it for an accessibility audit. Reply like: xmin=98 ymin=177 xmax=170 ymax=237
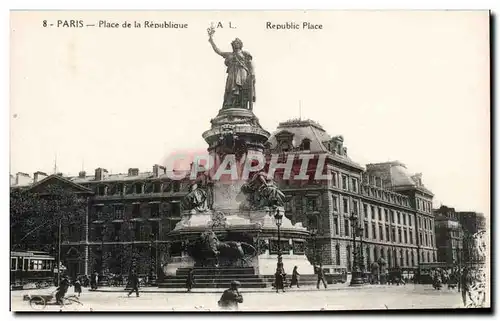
xmin=207 ymin=26 xmax=256 ymax=110
xmin=207 ymin=27 xmax=229 ymax=58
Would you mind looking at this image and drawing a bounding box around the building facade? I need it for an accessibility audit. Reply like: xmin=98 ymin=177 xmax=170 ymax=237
xmin=433 ymin=205 xmax=464 ymax=265
xmin=267 ymin=119 xmax=438 ymax=272
xmin=11 ymin=166 xmax=190 ymax=280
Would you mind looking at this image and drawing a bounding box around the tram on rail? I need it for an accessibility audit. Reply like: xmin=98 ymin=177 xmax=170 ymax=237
xmin=10 ymin=251 xmax=56 ymax=289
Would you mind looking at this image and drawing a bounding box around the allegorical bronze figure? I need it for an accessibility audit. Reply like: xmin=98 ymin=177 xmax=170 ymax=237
xmin=208 ymin=26 xmax=256 ymax=110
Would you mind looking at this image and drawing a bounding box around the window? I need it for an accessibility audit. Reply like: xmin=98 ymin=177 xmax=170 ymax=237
xmin=332 ymin=196 xmax=338 ymax=212
xmin=418 ymin=217 xmax=421 ymax=228
xmin=385 ymin=225 xmax=390 ymax=242
xmin=397 ymin=212 xmax=401 ymax=224
xmin=301 ymin=139 xmax=311 ymax=150
xmin=398 ymin=228 xmax=402 ymax=243
xmin=364 ymin=222 xmax=369 ymax=238
xmin=114 ymin=205 xmax=124 ymax=220
xmin=95 ymin=225 xmax=103 ymax=241
xmin=134 ymin=183 xmax=143 ymax=194
xmin=95 ymin=206 xmax=103 ymax=221
xmin=390 ymin=210 xmax=395 ymax=223
xmin=404 ymin=229 xmax=408 ymax=243
xmin=150 ymin=203 xmax=160 ymax=218
xmin=11 ymin=258 xmax=16 ymax=270
xmin=332 ymin=172 xmax=338 ymax=187
xmin=132 ymin=203 xmax=141 ymax=218
xmin=352 ymin=200 xmax=358 ymax=214
xmin=333 ymin=217 xmax=339 ymax=235
xmin=371 ymin=206 xmax=375 ymax=220
xmin=420 ymin=233 xmax=423 ymax=245
xmin=151 ymin=221 xmax=160 ymax=237
xmin=17 ymin=258 xmax=23 ymax=270
xmin=425 ymin=233 xmax=428 ymax=246
xmin=116 ymin=183 xmax=124 ymax=195
xmin=384 ymin=209 xmax=389 ymax=222
xmin=113 ymin=223 xmax=121 ymax=241
xmin=306 ymin=197 xmax=318 ymax=212
xmin=392 ymin=227 xmax=396 ymax=243
xmin=171 ymin=202 xmax=181 ymax=217
xmin=379 ymin=224 xmax=384 ymax=241
xmin=400 ymin=250 xmax=404 ymax=267
xmin=343 ymin=198 xmax=349 ymax=213
xmin=378 ymin=208 xmax=382 ymax=221
xmin=406 ymin=251 xmax=410 ymax=267
xmin=403 ymin=214 xmax=407 ymax=225
xmin=342 ymin=175 xmax=348 ymax=190
xmin=372 ymin=223 xmax=377 ymax=240
xmin=335 ymin=244 xmax=341 ymax=265
xmin=153 ymin=182 xmax=162 ymax=193
xmin=344 ymin=219 xmax=350 ymax=237
xmin=134 ymin=223 xmax=142 ymax=240
xmin=98 ymin=185 xmax=106 ymax=196
xmin=351 ymin=178 xmax=358 ymax=193
xmin=430 ymin=234 xmax=433 ymax=246
xmin=363 ymin=204 xmax=368 ymax=218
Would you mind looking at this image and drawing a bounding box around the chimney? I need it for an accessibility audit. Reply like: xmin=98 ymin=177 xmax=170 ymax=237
xmin=78 ymin=171 xmax=86 ymax=178
xmin=128 ymin=168 xmax=139 ymax=176
xmin=153 ymin=164 xmax=166 ymax=178
xmin=33 ymin=171 xmax=48 ymax=183
xmin=15 ymin=172 xmax=31 ymax=185
xmin=95 ymin=168 xmax=108 ymax=181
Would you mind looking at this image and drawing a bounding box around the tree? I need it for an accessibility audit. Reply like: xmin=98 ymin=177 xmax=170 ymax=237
xmin=10 ymin=184 xmax=87 ymax=256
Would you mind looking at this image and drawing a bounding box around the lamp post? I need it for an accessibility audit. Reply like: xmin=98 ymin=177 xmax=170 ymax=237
xmin=349 ymin=211 xmax=364 ymax=286
xmin=274 ymin=208 xmax=283 ymax=271
xmin=310 ymin=228 xmax=318 ymax=267
xmin=149 ymin=233 xmax=155 ymax=286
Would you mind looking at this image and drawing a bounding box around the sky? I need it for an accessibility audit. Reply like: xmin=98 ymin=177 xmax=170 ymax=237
xmin=10 ymin=10 xmax=490 ymax=215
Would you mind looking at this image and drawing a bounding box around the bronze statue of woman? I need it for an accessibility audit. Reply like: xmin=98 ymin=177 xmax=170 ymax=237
xmin=208 ymin=27 xmax=256 ymax=110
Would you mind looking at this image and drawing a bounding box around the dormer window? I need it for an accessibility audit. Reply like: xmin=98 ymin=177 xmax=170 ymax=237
xmin=301 ymin=139 xmax=311 ymax=151
xmin=281 ymin=142 xmax=290 ymax=152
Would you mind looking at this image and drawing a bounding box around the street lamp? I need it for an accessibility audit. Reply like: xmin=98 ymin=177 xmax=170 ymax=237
xmin=349 ymin=211 xmax=364 ymax=286
xmin=274 ymin=208 xmax=283 ymax=271
xmin=310 ymin=227 xmax=318 ymax=267
xmin=149 ymin=233 xmax=155 ymax=286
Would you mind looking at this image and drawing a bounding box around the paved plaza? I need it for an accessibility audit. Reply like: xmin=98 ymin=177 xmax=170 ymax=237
xmin=11 ymin=284 xmax=465 ymax=312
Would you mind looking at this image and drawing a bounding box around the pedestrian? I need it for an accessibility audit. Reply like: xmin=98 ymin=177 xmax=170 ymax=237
xmin=274 ymin=267 xmax=286 ymax=293
xmin=218 ymin=280 xmax=243 ymax=311
xmin=186 ymin=269 xmax=195 ymax=292
xmin=127 ymin=271 xmax=140 ymax=297
xmin=73 ymin=278 xmax=82 ymax=297
xmin=90 ymin=271 xmax=99 ymax=290
xmin=290 ymin=266 xmax=300 ymax=288
xmin=316 ymin=264 xmax=327 ymax=289
xmin=55 ymin=276 xmax=71 ymax=305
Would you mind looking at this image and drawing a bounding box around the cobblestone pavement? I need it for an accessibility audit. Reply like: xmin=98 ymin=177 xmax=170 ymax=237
xmin=11 ymin=284 xmax=464 ymax=312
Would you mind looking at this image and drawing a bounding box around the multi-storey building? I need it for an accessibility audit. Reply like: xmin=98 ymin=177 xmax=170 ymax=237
xmin=267 ymin=119 xmax=438 ymax=271
xmin=10 ymin=166 xmax=190 ymax=280
xmin=433 ymin=205 xmax=464 ymax=264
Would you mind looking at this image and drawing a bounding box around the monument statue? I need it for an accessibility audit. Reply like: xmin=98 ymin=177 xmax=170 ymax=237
xmin=237 ymin=171 xmax=286 ymax=210
xmin=187 ymin=231 xmax=257 ymax=267
xmin=208 ymin=26 xmax=256 ymax=110
xmin=181 ymin=171 xmax=214 ymax=213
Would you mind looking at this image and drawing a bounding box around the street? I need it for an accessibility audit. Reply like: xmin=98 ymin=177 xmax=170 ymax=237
xmin=11 ymin=284 xmax=464 ymax=312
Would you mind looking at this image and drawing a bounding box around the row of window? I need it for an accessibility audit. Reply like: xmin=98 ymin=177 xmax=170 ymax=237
xmin=94 ymin=202 xmax=181 ymax=221
xmin=418 ymin=216 xmax=433 ymax=231
xmin=331 ymin=172 xmax=359 ymax=193
xmin=361 ymin=185 xmax=410 ymax=207
xmin=416 ymin=198 xmax=433 ymax=214
xmin=89 ymin=181 xmax=182 ymax=197
xmin=332 ymin=196 xmax=415 ymax=228
xmin=92 ymin=221 xmax=166 ymax=242
xmin=10 ymin=258 xmax=54 ymax=271
xmin=332 ymin=244 xmax=436 ymax=269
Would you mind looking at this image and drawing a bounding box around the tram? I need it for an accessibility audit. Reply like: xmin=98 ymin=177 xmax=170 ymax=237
xmin=10 ymin=251 xmax=56 ymax=289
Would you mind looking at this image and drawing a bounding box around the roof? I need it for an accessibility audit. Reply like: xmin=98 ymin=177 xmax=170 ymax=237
xmin=267 ymin=119 xmax=363 ymax=169
xmin=365 ymin=161 xmax=434 ymax=196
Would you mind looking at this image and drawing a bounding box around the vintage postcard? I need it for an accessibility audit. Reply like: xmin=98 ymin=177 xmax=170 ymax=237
xmin=9 ymin=10 xmax=490 ymax=312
